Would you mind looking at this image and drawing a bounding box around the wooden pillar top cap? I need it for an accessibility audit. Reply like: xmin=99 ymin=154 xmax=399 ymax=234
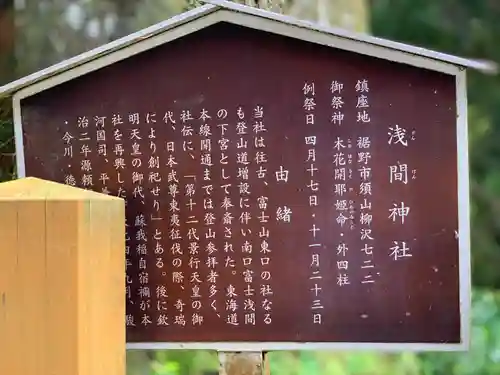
xmin=0 ymin=177 xmax=123 ymax=200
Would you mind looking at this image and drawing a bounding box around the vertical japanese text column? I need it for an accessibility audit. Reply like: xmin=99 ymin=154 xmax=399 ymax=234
xmin=303 ymin=81 xmax=323 ymax=325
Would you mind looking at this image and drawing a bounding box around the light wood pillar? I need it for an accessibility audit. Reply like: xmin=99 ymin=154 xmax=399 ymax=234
xmin=219 ymin=352 xmax=269 ymax=375
xmin=0 ymin=177 xmax=125 ymax=375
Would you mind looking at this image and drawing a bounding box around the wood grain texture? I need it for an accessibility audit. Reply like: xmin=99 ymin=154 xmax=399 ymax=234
xmin=0 ymin=177 xmax=125 ymax=375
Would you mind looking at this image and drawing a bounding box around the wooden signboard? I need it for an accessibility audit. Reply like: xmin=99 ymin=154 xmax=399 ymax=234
xmin=6 ymin=5 xmax=471 ymax=352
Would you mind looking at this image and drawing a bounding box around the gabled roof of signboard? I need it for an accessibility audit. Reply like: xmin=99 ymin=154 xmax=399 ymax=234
xmin=0 ymin=0 xmax=496 ymax=98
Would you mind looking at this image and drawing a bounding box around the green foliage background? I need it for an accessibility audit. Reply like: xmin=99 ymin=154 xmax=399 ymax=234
xmin=2 ymin=0 xmax=500 ymax=373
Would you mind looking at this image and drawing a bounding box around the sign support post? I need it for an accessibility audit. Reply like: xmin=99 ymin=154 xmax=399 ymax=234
xmin=218 ymin=352 xmax=267 ymax=375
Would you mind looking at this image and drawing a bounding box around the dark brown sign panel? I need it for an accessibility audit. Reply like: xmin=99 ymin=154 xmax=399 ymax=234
xmin=18 ymin=22 xmax=461 ymax=345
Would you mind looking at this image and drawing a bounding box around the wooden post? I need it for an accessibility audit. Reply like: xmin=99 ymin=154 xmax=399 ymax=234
xmin=218 ymin=352 xmax=268 ymax=375
xmin=0 ymin=177 xmax=126 ymax=375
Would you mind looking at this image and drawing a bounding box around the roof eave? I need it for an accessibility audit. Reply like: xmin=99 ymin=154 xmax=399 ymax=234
xmin=0 ymin=0 xmax=496 ymax=98
xmin=0 ymin=3 xmax=219 ymax=98
xmin=203 ymin=0 xmax=497 ymax=74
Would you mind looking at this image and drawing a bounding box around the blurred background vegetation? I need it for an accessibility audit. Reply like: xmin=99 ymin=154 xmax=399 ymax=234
xmin=1 ymin=0 xmax=500 ymax=373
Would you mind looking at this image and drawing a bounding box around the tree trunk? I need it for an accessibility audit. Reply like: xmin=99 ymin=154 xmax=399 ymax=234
xmin=287 ymin=0 xmax=369 ymax=32
xmin=0 ymin=0 xmax=14 ymax=84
